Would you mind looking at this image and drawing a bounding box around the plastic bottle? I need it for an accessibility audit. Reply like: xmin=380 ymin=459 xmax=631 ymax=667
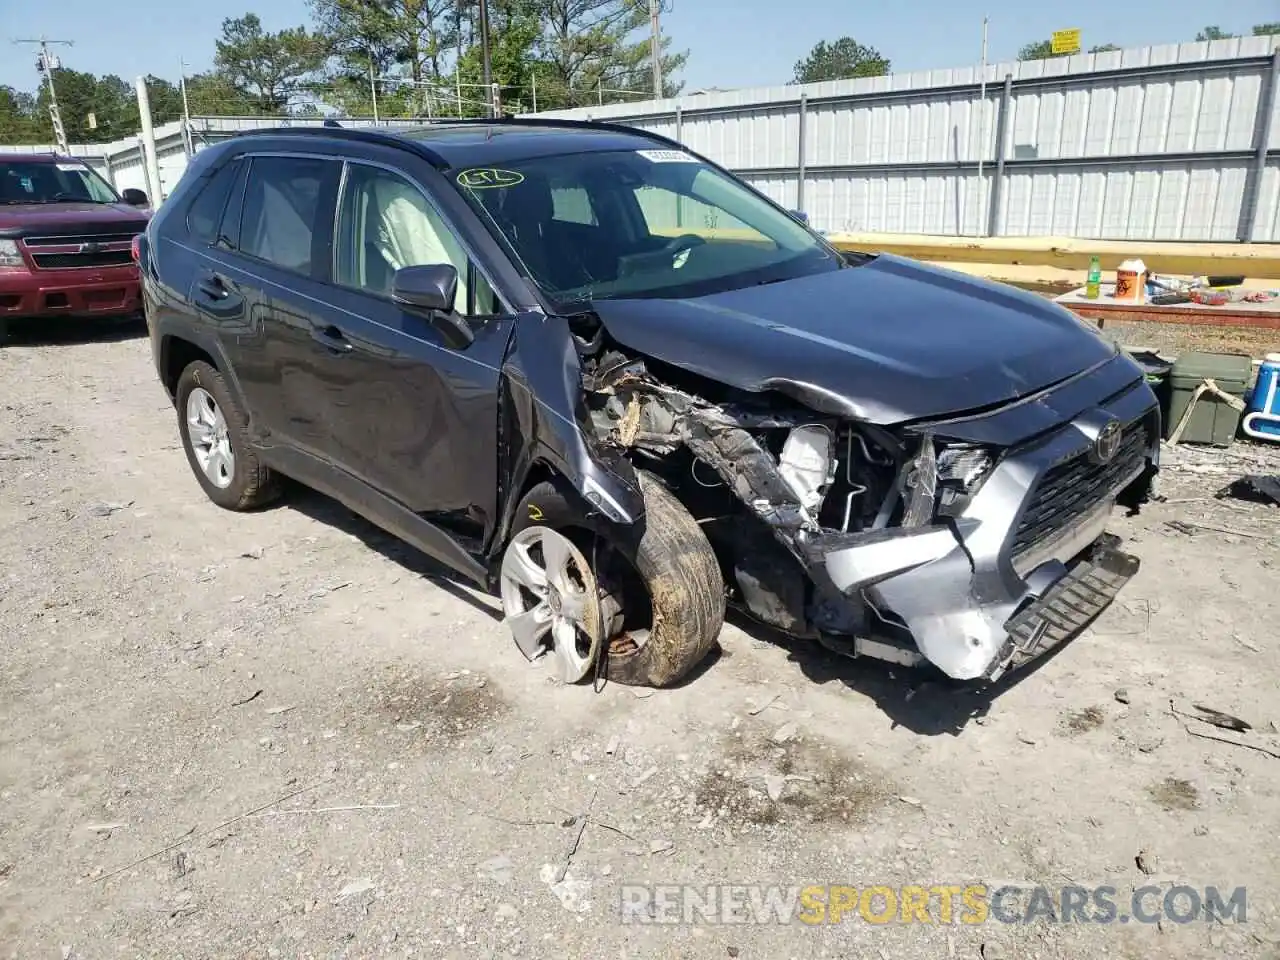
xmin=1085 ymin=256 xmax=1101 ymax=299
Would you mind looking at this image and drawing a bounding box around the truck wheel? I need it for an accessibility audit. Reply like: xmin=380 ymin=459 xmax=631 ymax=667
xmin=175 ymin=360 xmax=281 ymax=511
xmin=502 ymin=470 xmax=725 ymax=688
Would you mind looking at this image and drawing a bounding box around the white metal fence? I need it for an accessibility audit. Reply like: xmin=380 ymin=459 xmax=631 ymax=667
xmin=534 ymin=35 xmax=1280 ymax=242
xmin=3 ymin=36 xmax=1278 ymax=241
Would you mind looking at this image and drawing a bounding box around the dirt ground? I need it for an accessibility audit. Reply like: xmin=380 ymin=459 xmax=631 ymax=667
xmin=2 ymin=318 xmax=1279 ymax=960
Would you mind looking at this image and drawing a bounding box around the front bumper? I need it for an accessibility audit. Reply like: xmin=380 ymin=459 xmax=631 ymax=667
xmin=0 ymin=266 xmax=141 ymax=320
xmin=816 ymin=379 xmax=1158 ymax=681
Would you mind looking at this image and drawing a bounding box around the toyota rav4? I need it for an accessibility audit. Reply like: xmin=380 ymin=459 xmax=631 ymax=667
xmin=138 ymin=120 xmax=1159 ymax=689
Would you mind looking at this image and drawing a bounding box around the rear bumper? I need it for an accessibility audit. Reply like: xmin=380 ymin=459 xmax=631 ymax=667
xmin=815 ymin=379 xmax=1159 ymax=681
xmin=0 ymin=266 xmax=141 ymax=319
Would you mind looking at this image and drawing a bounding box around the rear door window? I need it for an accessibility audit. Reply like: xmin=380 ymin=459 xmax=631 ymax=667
xmin=238 ymin=156 xmax=338 ymax=275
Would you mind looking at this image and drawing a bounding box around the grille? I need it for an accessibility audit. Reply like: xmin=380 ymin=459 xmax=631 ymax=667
xmin=1012 ymin=417 xmax=1151 ymax=558
xmin=31 ymin=250 xmax=133 ymax=269
xmin=21 ymin=230 xmax=142 ymax=270
xmin=23 ymin=231 xmax=142 ymax=247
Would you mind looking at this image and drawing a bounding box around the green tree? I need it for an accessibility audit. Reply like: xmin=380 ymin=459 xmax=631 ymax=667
xmin=793 ymin=37 xmax=889 ymax=83
xmin=214 ymin=13 xmax=330 ymax=114
xmin=31 ymin=70 xmax=135 ymax=143
xmin=1195 ymin=26 xmax=1235 ymax=41
xmin=452 ymin=0 xmax=543 ymax=115
xmin=183 ymin=71 xmax=261 ymax=117
xmin=0 ymin=85 xmax=46 ymax=143
xmin=1253 ymin=23 xmax=1280 ymax=36
xmin=536 ymin=0 xmax=686 ymax=108
xmin=144 ymin=76 xmax=186 ymax=126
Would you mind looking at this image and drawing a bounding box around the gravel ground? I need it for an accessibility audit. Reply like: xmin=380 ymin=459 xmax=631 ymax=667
xmin=2 ymin=319 xmax=1279 ymax=960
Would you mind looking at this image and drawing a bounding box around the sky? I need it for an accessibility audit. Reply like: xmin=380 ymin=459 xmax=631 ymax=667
xmin=2 ymin=0 xmax=1278 ymax=95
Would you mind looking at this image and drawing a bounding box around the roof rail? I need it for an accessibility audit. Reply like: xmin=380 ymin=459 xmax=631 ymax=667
xmin=225 ymin=115 xmax=687 ymax=166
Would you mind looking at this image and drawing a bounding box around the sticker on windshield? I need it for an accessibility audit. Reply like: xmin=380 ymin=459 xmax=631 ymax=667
xmin=457 ymin=168 xmax=525 ymax=189
xmin=636 ymin=149 xmax=696 ymax=163
xmin=56 ymin=163 xmax=86 ymax=172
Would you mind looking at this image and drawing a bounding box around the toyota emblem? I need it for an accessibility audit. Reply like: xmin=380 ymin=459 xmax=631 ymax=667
xmin=1092 ymin=419 xmax=1122 ymax=464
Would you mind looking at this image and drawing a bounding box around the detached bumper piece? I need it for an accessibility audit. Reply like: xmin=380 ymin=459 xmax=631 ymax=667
xmin=989 ymin=534 xmax=1139 ymax=681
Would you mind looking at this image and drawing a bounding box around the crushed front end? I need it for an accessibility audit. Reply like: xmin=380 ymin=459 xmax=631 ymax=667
xmin=584 ymin=349 xmax=1160 ymax=682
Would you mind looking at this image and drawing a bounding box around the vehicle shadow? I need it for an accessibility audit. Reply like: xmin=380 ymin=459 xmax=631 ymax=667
xmin=726 ymin=610 xmax=1069 ymax=737
xmin=276 ymin=484 xmax=725 ymax=690
xmin=1 ymin=315 xmax=147 ymax=347
xmin=283 ymin=485 xmax=504 ymax=623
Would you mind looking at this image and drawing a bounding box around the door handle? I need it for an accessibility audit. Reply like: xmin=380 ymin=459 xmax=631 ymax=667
xmin=310 ymin=324 xmax=353 ymax=353
xmin=196 ymin=273 xmax=228 ymax=300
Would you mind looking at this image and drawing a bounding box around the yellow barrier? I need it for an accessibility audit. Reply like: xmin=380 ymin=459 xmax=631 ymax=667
xmin=824 ymin=233 xmax=1280 ymax=280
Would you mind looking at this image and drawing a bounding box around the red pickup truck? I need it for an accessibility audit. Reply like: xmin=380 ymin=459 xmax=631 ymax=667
xmin=0 ymin=153 xmax=152 ymax=341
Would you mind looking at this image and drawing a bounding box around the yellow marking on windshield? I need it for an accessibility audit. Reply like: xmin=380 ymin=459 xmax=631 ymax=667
xmin=457 ymin=168 xmax=525 ymax=189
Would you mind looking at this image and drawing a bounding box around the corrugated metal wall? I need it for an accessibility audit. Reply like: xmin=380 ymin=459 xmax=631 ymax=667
xmin=534 ymin=35 xmax=1280 ymax=242
xmin=3 ymin=36 xmax=1277 ymax=240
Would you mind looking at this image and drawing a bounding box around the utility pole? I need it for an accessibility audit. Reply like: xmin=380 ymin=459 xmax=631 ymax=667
xmin=178 ymin=57 xmax=194 ymax=156
xmin=478 ymin=0 xmax=494 ymax=117
xmin=975 ymin=16 xmax=990 ymax=236
xmin=648 ymin=0 xmax=663 ymax=99
xmin=15 ymin=37 xmax=73 ymax=153
xmin=369 ymin=53 xmax=379 ymax=122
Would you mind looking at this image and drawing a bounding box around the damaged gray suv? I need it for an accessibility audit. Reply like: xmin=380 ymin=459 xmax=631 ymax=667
xmin=140 ymin=118 xmax=1160 ymax=689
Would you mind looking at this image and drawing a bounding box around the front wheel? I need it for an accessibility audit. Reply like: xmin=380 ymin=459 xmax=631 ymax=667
xmin=501 ymin=470 xmax=725 ymax=688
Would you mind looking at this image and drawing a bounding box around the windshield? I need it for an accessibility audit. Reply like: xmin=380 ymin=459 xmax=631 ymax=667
xmin=0 ymin=160 xmax=120 ymax=205
xmin=447 ymin=148 xmax=842 ymax=307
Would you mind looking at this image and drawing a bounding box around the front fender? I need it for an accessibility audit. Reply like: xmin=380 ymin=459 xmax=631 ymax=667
xmin=486 ymin=312 xmax=644 ymax=559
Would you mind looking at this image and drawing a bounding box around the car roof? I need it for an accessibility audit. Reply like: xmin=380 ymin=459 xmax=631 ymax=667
xmin=394 ymin=122 xmax=667 ymax=166
xmin=0 ymin=153 xmax=82 ymax=165
xmin=232 ymin=119 xmax=681 ymax=169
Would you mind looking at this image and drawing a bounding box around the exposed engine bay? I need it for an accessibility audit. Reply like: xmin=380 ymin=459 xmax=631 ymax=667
xmin=572 ymin=324 xmax=1159 ymax=682
xmin=581 ymin=345 xmax=992 ymax=658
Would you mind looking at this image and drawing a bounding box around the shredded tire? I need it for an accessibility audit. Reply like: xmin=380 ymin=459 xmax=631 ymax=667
xmin=509 ymin=470 xmax=725 ymax=687
xmin=175 ymin=360 xmax=282 ymax=511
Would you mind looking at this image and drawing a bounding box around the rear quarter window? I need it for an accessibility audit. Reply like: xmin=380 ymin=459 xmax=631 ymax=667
xmin=185 ymin=160 xmax=241 ymax=244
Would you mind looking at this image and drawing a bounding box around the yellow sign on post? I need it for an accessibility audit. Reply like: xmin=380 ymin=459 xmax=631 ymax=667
xmin=1051 ymin=28 xmax=1082 ymax=55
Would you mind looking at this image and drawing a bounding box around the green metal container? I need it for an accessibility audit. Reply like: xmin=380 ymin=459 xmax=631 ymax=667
xmin=1164 ymin=352 xmax=1253 ymax=446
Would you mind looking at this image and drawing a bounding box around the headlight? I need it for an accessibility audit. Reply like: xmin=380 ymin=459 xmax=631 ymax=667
xmin=0 ymin=239 xmax=25 ymax=269
xmin=935 ymin=444 xmax=994 ymax=512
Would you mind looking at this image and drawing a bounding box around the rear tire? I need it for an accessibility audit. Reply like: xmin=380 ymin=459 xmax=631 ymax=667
xmin=508 ymin=470 xmax=725 ymax=687
xmin=175 ymin=360 xmax=281 ymax=511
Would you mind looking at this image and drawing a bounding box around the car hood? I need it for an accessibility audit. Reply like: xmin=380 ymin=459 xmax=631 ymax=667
xmin=587 ymin=253 xmax=1120 ymax=425
xmin=0 ymin=202 xmax=150 ymax=236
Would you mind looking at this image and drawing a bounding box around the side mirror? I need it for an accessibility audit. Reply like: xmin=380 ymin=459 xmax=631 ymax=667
xmin=122 ymin=188 xmax=149 ymax=206
xmin=788 ymin=209 xmax=809 ymax=225
xmin=391 ymin=264 xmax=473 ymax=348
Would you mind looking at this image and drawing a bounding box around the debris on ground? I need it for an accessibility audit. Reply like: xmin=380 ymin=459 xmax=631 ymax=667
xmin=1187 ymin=703 xmax=1252 ymax=732
xmin=770 ymin=722 xmax=799 ymax=744
xmin=1114 ymin=688 xmax=1131 ymax=705
xmin=333 ymin=878 xmax=376 ymax=904
xmin=85 ymin=501 xmax=131 ymax=518
xmin=1136 ymin=849 xmax=1158 ymax=875
xmin=1217 ymin=474 xmax=1280 ymax=506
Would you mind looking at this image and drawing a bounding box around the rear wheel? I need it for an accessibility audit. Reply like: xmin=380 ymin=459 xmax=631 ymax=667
xmin=175 ymin=360 xmax=281 ymax=511
xmin=501 ymin=470 xmax=725 ymax=687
